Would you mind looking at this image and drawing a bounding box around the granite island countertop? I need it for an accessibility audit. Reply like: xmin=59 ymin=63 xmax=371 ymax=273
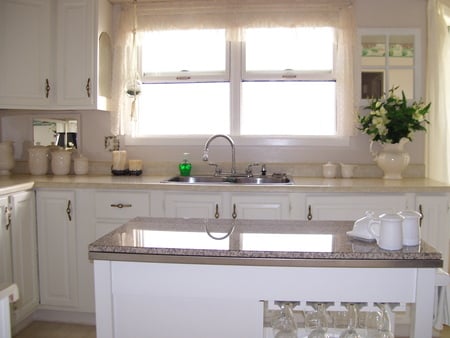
xmin=88 ymin=217 xmax=443 ymax=268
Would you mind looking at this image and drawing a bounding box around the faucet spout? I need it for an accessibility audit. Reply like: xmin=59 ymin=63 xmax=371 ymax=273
xmin=202 ymin=134 xmax=236 ymax=175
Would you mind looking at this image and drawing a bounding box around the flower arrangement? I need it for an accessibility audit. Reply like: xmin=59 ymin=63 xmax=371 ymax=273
xmin=358 ymin=86 xmax=431 ymax=144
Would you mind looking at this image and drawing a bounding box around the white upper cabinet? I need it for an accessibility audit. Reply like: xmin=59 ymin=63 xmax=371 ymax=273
xmin=358 ymin=29 xmax=421 ymax=103
xmin=0 ymin=0 xmax=112 ymax=110
xmin=0 ymin=0 xmax=52 ymax=107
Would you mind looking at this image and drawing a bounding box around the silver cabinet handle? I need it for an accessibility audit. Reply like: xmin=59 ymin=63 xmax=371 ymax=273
xmin=307 ymin=205 xmax=313 ymax=220
xmin=66 ymin=200 xmax=72 ymax=221
xmin=232 ymin=203 xmax=237 ymax=219
xmin=86 ymin=78 xmax=91 ymax=98
xmin=45 ymin=78 xmax=50 ymax=98
xmin=110 ymin=203 xmax=132 ymax=209
xmin=214 ymin=204 xmax=220 ymax=219
xmin=5 ymin=206 xmax=11 ymax=230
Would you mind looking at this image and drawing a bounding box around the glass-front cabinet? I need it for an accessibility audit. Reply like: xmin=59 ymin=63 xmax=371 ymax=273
xmin=358 ymin=29 xmax=421 ymax=102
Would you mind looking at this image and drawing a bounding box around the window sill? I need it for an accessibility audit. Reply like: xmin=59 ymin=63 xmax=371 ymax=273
xmin=124 ymin=135 xmax=350 ymax=147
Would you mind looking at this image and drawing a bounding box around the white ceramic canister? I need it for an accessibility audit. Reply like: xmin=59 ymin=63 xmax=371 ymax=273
xmin=28 ymin=145 xmax=49 ymax=175
xmin=398 ymin=210 xmax=422 ymax=246
xmin=0 ymin=141 xmax=15 ymax=175
xmin=74 ymin=155 xmax=89 ymax=175
xmin=322 ymin=161 xmax=338 ymax=178
xmin=51 ymin=149 xmax=72 ymax=175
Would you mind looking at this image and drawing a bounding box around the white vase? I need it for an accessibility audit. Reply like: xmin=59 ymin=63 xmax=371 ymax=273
xmin=371 ymin=139 xmax=410 ymax=179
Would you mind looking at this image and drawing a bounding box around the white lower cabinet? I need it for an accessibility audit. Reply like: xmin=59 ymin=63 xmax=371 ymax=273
xmin=156 ymin=191 xmax=297 ymax=220
xmin=9 ymin=191 xmax=39 ymax=325
xmin=36 ymin=190 xmax=78 ymax=309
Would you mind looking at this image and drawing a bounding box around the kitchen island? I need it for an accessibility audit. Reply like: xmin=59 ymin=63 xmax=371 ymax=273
xmin=89 ymin=217 xmax=442 ymax=338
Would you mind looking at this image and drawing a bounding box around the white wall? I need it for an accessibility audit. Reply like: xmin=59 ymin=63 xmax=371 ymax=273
xmin=0 ymin=0 xmax=429 ymax=172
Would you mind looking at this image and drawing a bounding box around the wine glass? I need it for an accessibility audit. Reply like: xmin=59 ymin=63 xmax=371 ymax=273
xmin=305 ymin=303 xmax=331 ymax=338
xmin=271 ymin=301 xmax=298 ymax=338
xmin=339 ymin=303 xmax=361 ymax=338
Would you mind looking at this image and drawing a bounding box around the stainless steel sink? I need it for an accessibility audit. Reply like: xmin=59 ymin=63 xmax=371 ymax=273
xmin=162 ymin=175 xmax=293 ymax=185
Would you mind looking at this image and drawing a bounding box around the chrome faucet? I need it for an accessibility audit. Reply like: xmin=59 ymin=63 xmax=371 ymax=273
xmin=202 ymin=134 xmax=236 ymax=175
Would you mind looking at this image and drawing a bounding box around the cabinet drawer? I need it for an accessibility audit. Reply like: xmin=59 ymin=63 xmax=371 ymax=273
xmin=95 ymin=192 xmax=150 ymax=219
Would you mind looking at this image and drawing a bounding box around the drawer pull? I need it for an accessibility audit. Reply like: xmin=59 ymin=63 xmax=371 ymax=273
xmin=232 ymin=203 xmax=237 ymax=219
xmin=307 ymin=205 xmax=313 ymax=220
xmin=214 ymin=204 xmax=220 ymax=219
xmin=110 ymin=203 xmax=132 ymax=209
xmin=5 ymin=206 xmax=11 ymax=230
xmin=66 ymin=200 xmax=72 ymax=221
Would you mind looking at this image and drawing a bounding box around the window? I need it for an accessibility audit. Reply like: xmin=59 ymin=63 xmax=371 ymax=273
xmin=136 ymin=27 xmax=338 ymax=138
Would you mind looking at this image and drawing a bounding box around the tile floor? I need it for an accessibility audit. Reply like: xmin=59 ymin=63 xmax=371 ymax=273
xmin=11 ymin=321 xmax=450 ymax=338
xmin=13 ymin=321 xmax=96 ymax=338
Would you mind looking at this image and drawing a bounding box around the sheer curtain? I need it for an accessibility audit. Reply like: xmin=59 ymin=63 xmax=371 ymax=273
xmin=110 ymin=0 xmax=355 ymax=136
xmin=426 ymin=0 xmax=450 ymax=183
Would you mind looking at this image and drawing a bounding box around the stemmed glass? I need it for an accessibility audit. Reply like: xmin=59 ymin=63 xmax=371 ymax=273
xmin=304 ymin=303 xmax=331 ymax=338
xmin=339 ymin=303 xmax=361 ymax=338
xmin=271 ymin=301 xmax=298 ymax=338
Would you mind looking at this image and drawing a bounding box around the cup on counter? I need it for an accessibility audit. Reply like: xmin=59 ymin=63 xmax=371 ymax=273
xmin=128 ymin=159 xmax=143 ymax=176
xmin=369 ymin=213 xmax=404 ymax=250
xmin=322 ymin=162 xmax=338 ymax=178
xmin=398 ymin=210 xmax=421 ymax=246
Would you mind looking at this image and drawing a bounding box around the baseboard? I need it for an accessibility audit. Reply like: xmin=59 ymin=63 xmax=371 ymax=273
xmin=31 ymin=309 xmax=96 ymax=326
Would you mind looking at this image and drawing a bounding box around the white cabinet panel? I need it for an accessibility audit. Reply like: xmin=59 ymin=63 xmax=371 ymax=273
xmin=164 ymin=192 xmax=225 ymax=219
xmin=0 ymin=196 xmax=12 ymax=291
xmin=305 ymin=194 xmax=409 ymax=221
xmin=10 ymin=191 xmax=39 ymax=324
xmin=231 ymin=194 xmax=291 ymax=220
xmin=37 ymin=190 xmax=78 ymax=308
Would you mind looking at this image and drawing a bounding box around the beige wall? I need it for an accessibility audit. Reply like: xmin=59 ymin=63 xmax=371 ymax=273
xmin=0 ymin=0 xmax=429 ymax=171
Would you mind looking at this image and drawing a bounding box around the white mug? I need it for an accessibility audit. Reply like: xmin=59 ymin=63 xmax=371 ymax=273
xmin=398 ymin=210 xmax=421 ymax=246
xmin=369 ymin=213 xmax=404 ymax=250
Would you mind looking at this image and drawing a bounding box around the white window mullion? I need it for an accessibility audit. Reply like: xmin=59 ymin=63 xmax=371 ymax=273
xmin=229 ymin=40 xmax=242 ymax=136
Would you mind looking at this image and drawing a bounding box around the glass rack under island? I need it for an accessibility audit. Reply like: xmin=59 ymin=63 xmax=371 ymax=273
xmin=89 ymin=217 xmax=445 ymax=338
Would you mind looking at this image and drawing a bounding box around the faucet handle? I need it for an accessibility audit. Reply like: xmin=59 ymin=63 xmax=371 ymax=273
xmin=208 ymin=162 xmax=222 ymax=176
xmin=245 ymin=162 xmax=260 ymax=177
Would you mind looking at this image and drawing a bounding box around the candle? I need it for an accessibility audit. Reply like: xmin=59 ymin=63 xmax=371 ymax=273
xmin=112 ymin=150 xmax=127 ymax=170
xmin=129 ymin=159 xmax=142 ymax=171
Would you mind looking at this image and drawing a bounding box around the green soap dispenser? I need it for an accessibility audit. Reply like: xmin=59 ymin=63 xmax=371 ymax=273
xmin=179 ymin=152 xmax=192 ymax=176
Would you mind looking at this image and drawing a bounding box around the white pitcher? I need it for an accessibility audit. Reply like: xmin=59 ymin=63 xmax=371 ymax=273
xmin=398 ymin=210 xmax=421 ymax=246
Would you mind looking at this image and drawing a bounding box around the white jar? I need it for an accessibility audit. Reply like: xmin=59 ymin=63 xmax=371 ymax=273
xmin=0 ymin=141 xmax=15 ymax=175
xmin=51 ymin=150 xmax=71 ymax=175
xmin=74 ymin=156 xmax=89 ymax=175
xmin=28 ymin=146 xmax=49 ymax=175
xmin=322 ymin=161 xmax=338 ymax=178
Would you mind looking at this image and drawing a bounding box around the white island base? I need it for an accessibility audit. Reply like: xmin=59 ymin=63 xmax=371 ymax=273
xmin=93 ymin=260 xmax=436 ymax=338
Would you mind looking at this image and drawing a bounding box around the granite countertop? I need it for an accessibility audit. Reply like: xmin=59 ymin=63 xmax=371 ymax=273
xmin=88 ymin=217 xmax=443 ymax=268
xmin=1 ymin=174 xmax=450 ymax=193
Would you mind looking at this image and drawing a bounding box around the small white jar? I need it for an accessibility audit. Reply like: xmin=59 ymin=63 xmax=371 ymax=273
xmin=74 ymin=156 xmax=89 ymax=175
xmin=322 ymin=161 xmax=338 ymax=178
xmin=28 ymin=146 xmax=49 ymax=175
xmin=51 ymin=150 xmax=71 ymax=175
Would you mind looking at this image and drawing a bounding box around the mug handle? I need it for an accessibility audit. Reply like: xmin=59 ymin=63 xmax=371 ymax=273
xmin=368 ymin=219 xmax=381 ymax=241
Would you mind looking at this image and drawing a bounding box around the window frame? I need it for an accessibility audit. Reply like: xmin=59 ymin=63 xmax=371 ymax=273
xmin=125 ymin=27 xmax=350 ymax=147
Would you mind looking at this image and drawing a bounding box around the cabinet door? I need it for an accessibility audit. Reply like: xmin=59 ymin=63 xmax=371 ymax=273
xmin=37 ymin=190 xmax=78 ymax=308
xmin=231 ymin=194 xmax=291 ymax=220
xmin=416 ymin=194 xmax=450 ymax=271
xmin=0 ymin=196 xmax=12 ymax=291
xmin=305 ymin=194 xmax=408 ymax=221
xmin=164 ymin=192 xmax=225 ymax=219
xmin=56 ymin=0 xmax=95 ymax=107
xmin=10 ymin=191 xmax=39 ymax=324
xmin=0 ymin=0 xmax=52 ymax=108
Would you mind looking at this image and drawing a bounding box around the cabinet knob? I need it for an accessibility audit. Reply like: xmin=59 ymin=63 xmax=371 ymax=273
xmin=110 ymin=203 xmax=132 ymax=209
xmin=232 ymin=203 xmax=237 ymax=219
